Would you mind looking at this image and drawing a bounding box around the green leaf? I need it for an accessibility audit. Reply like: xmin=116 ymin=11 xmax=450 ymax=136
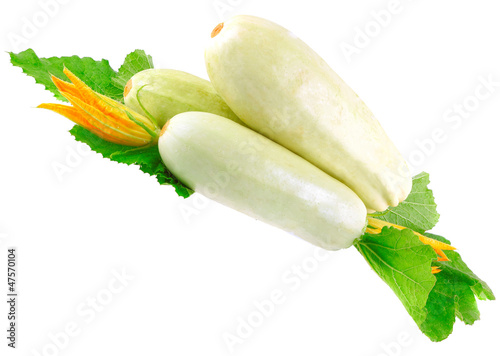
xmin=354 ymin=227 xmax=437 ymax=326
xmin=9 ymin=49 xmax=123 ymax=102
xmin=11 ymin=48 xmax=191 ymax=198
xmin=112 ymin=49 xmax=154 ymax=89
xmin=69 ymin=125 xmax=193 ymax=198
xmin=419 ymin=233 xmax=495 ymax=342
xmin=357 ymin=223 xmax=495 ymax=342
xmin=376 ymin=172 xmax=439 ymax=233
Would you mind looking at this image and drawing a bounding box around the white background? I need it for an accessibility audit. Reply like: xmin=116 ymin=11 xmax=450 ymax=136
xmin=1 ymin=0 xmax=499 ymax=355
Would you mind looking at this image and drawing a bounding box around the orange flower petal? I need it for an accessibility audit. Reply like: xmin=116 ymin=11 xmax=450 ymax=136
xmin=431 ymin=267 xmax=442 ymax=274
xmin=37 ymin=103 xmax=136 ymax=144
xmin=417 ymin=233 xmax=456 ymax=251
xmin=64 ymin=92 xmax=149 ymax=138
xmin=97 ymin=94 xmax=157 ymax=132
xmin=64 ymin=93 xmax=151 ymax=146
xmin=51 ymin=75 xmax=80 ymax=99
xmin=62 ymin=68 xmax=102 ymax=108
xmin=38 ymin=103 xmax=94 ymax=130
xmin=433 ymin=248 xmax=451 ymax=262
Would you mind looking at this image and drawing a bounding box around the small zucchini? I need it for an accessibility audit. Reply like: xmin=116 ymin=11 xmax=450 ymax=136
xmin=124 ymin=69 xmax=245 ymax=127
xmin=158 ymin=111 xmax=367 ymax=250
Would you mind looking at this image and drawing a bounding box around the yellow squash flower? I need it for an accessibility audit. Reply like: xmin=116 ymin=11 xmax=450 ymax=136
xmin=38 ymin=68 xmax=159 ymax=146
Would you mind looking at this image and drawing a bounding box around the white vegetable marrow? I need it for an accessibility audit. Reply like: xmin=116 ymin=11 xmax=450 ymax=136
xmin=205 ymin=15 xmax=412 ymax=212
xmin=158 ymin=112 xmax=367 ymax=250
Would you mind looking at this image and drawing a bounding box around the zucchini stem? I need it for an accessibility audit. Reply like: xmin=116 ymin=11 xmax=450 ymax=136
xmin=135 ymin=84 xmax=160 ymax=128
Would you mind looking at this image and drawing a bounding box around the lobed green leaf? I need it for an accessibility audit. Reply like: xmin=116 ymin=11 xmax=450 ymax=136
xmin=419 ymin=233 xmax=495 ymax=341
xmin=9 ymin=49 xmax=123 ymax=102
xmin=355 ymin=227 xmax=437 ymax=326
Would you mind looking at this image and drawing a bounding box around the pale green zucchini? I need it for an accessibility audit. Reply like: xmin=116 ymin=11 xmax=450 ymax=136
xmin=124 ymin=69 xmax=245 ymax=127
xmin=205 ymin=15 xmax=412 ymax=212
xmin=158 ymin=112 xmax=367 ymax=250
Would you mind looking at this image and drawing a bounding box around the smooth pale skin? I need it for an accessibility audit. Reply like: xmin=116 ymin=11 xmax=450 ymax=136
xmin=124 ymin=69 xmax=245 ymax=127
xmin=158 ymin=112 xmax=367 ymax=250
xmin=205 ymin=15 xmax=412 ymax=212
